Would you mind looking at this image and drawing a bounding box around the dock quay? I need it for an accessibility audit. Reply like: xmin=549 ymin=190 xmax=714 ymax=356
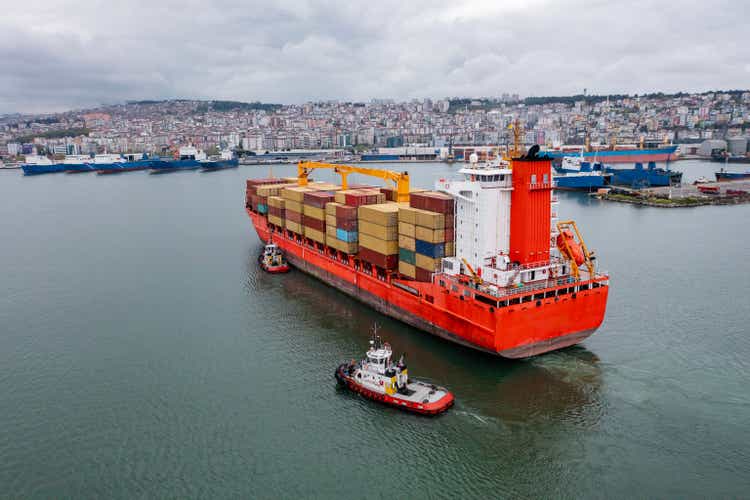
xmin=594 ymin=180 xmax=750 ymax=207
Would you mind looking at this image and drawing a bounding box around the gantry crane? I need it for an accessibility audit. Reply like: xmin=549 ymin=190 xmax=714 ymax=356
xmin=297 ymin=161 xmax=411 ymax=202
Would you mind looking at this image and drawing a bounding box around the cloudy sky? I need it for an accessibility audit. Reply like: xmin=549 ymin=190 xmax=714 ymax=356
xmin=1 ymin=0 xmax=747 ymax=113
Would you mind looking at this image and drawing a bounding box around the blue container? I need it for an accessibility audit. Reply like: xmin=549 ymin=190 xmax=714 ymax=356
xmin=257 ymin=204 xmax=268 ymax=214
xmin=399 ymin=248 xmax=416 ymax=265
xmin=336 ymin=228 xmax=358 ymax=242
xmin=415 ymin=240 xmax=444 ymax=259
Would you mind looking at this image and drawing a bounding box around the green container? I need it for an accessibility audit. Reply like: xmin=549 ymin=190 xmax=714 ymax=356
xmin=399 ymin=247 xmax=416 ymax=265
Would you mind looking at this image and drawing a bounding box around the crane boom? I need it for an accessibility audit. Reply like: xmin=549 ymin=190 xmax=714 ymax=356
xmin=297 ymin=161 xmax=410 ymax=202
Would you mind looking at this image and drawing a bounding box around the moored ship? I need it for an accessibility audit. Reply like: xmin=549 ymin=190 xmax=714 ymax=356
xmin=544 ymin=145 xmax=678 ymax=164
xmin=244 ymin=152 xmax=610 ymax=359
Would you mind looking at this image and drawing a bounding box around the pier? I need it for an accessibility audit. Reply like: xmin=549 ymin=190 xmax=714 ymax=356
xmin=594 ymin=180 xmax=750 ymax=207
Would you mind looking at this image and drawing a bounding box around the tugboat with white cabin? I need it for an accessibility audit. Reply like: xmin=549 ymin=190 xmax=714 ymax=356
xmin=335 ymin=331 xmax=454 ymax=415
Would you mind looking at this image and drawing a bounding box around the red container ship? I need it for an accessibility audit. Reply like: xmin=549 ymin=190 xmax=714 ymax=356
xmin=245 ymin=155 xmax=609 ymax=359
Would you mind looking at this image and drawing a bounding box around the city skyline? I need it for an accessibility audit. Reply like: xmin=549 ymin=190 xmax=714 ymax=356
xmin=2 ymin=0 xmax=748 ymax=114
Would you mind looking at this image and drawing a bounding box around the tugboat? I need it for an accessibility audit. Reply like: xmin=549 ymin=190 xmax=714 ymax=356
xmin=335 ymin=331 xmax=454 ymax=415
xmin=258 ymin=243 xmax=290 ymax=273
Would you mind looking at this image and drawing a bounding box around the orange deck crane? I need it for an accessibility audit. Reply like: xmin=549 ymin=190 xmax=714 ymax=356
xmin=297 ymin=161 xmax=411 ymax=202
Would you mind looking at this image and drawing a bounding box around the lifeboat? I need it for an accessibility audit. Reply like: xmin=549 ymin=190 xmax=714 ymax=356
xmin=335 ymin=332 xmax=454 ymax=415
xmin=556 ymin=229 xmax=585 ymax=266
xmin=259 ymin=243 xmax=290 ymax=273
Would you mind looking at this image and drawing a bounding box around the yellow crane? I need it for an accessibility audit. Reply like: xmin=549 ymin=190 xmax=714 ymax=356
xmin=555 ymin=220 xmax=595 ymax=280
xmin=461 ymin=258 xmax=482 ymax=285
xmin=297 ymin=161 xmax=411 ymax=202
xmin=504 ymin=119 xmax=524 ymax=160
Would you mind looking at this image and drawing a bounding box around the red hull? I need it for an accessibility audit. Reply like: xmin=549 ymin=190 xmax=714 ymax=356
xmin=247 ymin=209 xmax=609 ymax=358
xmin=263 ymin=264 xmax=290 ymax=273
xmin=335 ymin=366 xmax=453 ymax=415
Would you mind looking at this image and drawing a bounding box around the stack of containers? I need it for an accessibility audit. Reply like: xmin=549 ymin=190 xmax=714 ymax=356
xmin=334 ymin=189 xmax=386 ymax=206
xmin=256 ymin=182 xmax=295 ymax=214
xmin=303 ymin=191 xmax=335 ymax=245
xmin=358 ymin=204 xmax=400 ymax=270
xmin=324 ymin=202 xmax=359 ymax=254
xmin=246 ymin=178 xmax=290 ymax=211
xmin=403 ymin=191 xmax=456 ymax=281
xmin=281 ymin=186 xmax=310 ymax=235
xmin=267 ymin=196 xmax=286 ymax=227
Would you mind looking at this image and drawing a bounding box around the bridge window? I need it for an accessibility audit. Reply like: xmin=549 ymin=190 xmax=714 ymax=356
xmin=531 ymin=174 xmax=537 ymax=184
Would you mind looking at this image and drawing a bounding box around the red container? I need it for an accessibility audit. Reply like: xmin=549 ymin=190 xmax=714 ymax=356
xmin=444 ymin=228 xmax=455 ymax=242
xmin=380 ymin=187 xmax=396 ymax=201
xmin=303 ymin=191 xmax=335 ymax=208
xmin=335 ymin=205 xmax=358 ymax=220
xmin=358 ymin=247 xmax=398 ymax=270
xmin=303 ymin=216 xmax=325 ymax=231
xmin=336 ymin=219 xmax=358 ymax=231
xmin=415 ymin=267 xmax=434 ymax=282
xmin=410 ymin=191 xmax=454 ymax=213
xmin=345 ymin=192 xmax=373 ymax=207
xmin=286 ymin=210 xmax=302 ymax=223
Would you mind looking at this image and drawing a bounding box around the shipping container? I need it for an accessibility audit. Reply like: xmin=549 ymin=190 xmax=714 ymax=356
xmin=326 ymin=225 xmax=338 ymax=239
xmin=359 ymin=233 xmax=398 ymax=255
xmin=399 ymin=261 xmax=416 ymax=278
xmin=414 ymin=210 xmax=445 ymax=230
xmin=336 ymin=219 xmax=358 ymax=232
xmin=304 ymin=227 xmax=326 ymax=244
xmin=303 ymin=191 xmax=335 ymax=209
xmin=358 ymin=247 xmax=398 ymax=269
xmin=358 ymin=204 xmax=399 ymax=226
xmin=398 ymin=247 xmax=416 ymax=265
xmin=281 ymin=186 xmax=311 ymax=202
xmin=303 ymin=216 xmax=325 ymax=232
xmin=336 ymin=228 xmax=358 ymax=242
xmin=359 ymin=220 xmax=398 ymax=241
xmin=335 ymin=204 xmax=358 ymax=221
xmin=285 ymin=220 xmax=303 ymax=234
xmin=410 ymin=191 xmax=455 ymax=213
xmin=415 ymin=267 xmax=434 ymax=282
xmin=328 ymin=237 xmax=358 ymax=254
xmin=398 ymin=221 xmax=416 ymax=238
xmin=268 ymin=214 xmax=284 ymax=227
xmin=284 ymin=200 xmax=303 ymax=213
xmin=325 ymin=214 xmax=337 ymax=227
xmin=415 ymin=240 xmax=445 ymax=259
xmin=415 ymin=226 xmax=445 ymax=243
xmin=286 ymin=210 xmax=302 ymax=223
xmin=415 ymin=253 xmax=441 ymax=271
xmin=398 ymin=206 xmax=418 ymax=225
xmin=398 ymin=234 xmax=416 ymax=251
xmin=302 ymin=205 xmax=325 ymax=220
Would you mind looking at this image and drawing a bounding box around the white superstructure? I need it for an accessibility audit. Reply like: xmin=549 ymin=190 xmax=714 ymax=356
xmin=63 ymin=155 xmax=91 ymax=164
xmin=93 ymin=154 xmax=125 ymax=164
xmin=178 ymin=146 xmax=207 ymax=161
xmin=435 ymin=155 xmax=513 ymax=273
xmin=22 ymin=155 xmax=54 ymax=165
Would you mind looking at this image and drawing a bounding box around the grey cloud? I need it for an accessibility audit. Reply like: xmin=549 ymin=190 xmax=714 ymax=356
xmin=1 ymin=0 xmax=748 ymax=113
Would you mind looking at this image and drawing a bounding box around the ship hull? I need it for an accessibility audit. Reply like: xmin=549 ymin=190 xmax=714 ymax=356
xmin=248 ymin=210 xmax=608 ymax=359
xmin=553 ymin=174 xmax=606 ymax=190
xmin=545 ymin=146 xmax=678 ymax=164
xmin=201 ymin=159 xmax=239 ymax=171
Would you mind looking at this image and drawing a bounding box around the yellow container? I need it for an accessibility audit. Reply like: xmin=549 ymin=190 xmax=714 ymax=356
xmin=281 ymin=186 xmax=310 ymax=202
xmin=326 ymin=225 xmax=338 ymax=238
xmin=303 ymin=205 xmax=325 ymax=220
xmin=268 ymin=196 xmax=285 ymax=208
xmin=285 ymin=220 xmax=302 ymax=234
xmin=329 ymin=238 xmax=359 ymax=254
xmin=415 ymin=226 xmax=445 ymax=243
xmin=445 ymin=242 xmax=455 ymax=256
xmin=359 ymin=233 xmax=399 ymax=255
xmin=398 ymin=206 xmax=418 ymax=225
xmin=334 ymin=191 xmax=348 ymax=204
xmin=398 ymin=221 xmax=415 ymax=238
xmin=416 ymin=253 xmax=441 ymax=271
xmin=415 ymin=209 xmax=445 ymax=230
xmin=398 ymin=234 xmax=415 ymax=251
xmin=305 ymin=227 xmax=326 ymax=244
xmin=284 ymin=200 xmax=302 ymax=214
xmin=257 ymin=184 xmax=289 ymax=197
xmin=359 ymin=220 xmax=398 ymax=240
xmin=358 ymin=204 xmax=399 ymax=226
xmin=325 ymin=214 xmax=337 ymax=227
xmin=399 ymin=261 xmax=416 ymax=278
xmin=268 ymin=214 xmax=284 ymax=227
